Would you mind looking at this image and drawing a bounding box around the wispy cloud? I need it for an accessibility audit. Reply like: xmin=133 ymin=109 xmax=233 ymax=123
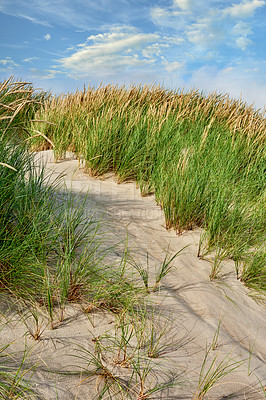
xmin=235 ymin=36 xmax=253 ymax=50
xmin=173 ymin=0 xmax=198 ymax=11
xmin=170 ymin=0 xmax=217 ymax=15
xmin=150 ymin=7 xmax=186 ymax=30
xmin=59 ymin=26 xmax=178 ymax=78
xmin=59 ymin=25 xmax=187 ymax=81
xmin=29 ymin=67 xmax=62 ymax=79
xmin=23 ymin=56 xmax=39 ymax=62
xmin=0 ymin=57 xmax=18 ymax=67
xmin=223 ymin=0 xmax=265 ymax=18
xmin=232 ymin=21 xmax=253 ymax=36
xmin=163 ymin=60 xmax=184 ymax=73
xmin=0 ymin=0 xmax=91 ymax=28
xmin=0 ymin=43 xmax=28 ymax=49
xmin=0 ymin=0 xmax=148 ymax=30
xmin=16 ymin=12 xmax=51 ymax=26
xmin=186 ymin=17 xmax=227 ymax=48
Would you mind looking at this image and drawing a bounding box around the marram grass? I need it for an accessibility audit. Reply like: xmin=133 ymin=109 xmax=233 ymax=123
xmin=30 ymin=82 xmax=265 ymax=292
xmin=0 ymin=76 xmax=265 ymax=400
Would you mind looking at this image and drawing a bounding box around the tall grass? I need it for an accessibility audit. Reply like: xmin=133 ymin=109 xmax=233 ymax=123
xmin=0 ymin=76 xmax=46 ymax=139
xmin=0 ymin=78 xmax=149 ymax=323
xmin=0 ymin=78 xmax=52 ymax=293
xmin=0 ymin=341 xmax=36 ymax=400
xmin=30 ymin=83 xmax=265 ymax=291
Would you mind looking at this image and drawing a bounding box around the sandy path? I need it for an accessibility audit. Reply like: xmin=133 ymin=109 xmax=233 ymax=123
xmin=1 ymin=150 xmax=265 ymax=399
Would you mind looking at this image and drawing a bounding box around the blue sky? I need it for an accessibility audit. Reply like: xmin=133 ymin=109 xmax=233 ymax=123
xmin=0 ymin=0 xmax=265 ymax=109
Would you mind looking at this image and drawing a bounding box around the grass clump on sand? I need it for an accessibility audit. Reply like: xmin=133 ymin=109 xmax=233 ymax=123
xmin=0 ymin=337 xmax=36 ymax=400
xmin=30 ymin=83 xmax=265 ymax=292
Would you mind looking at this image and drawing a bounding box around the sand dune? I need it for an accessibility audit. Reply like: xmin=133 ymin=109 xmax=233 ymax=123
xmin=1 ymin=150 xmax=265 ymax=399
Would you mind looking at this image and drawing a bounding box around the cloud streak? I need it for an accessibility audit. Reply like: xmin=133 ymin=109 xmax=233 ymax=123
xmin=0 ymin=57 xmax=18 ymax=67
xmin=23 ymin=57 xmax=39 ymax=62
xmin=0 ymin=0 xmax=150 ymax=30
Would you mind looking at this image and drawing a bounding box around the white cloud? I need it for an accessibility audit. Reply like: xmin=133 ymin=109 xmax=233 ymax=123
xmin=163 ymin=60 xmax=183 ymax=72
xmin=44 ymin=33 xmax=51 ymax=40
xmin=150 ymin=6 xmax=186 ymax=29
xmin=186 ymin=17 xmax=226 ymax=47
xmin=224 ymin=0 xmax=265 ymax=18
xmin=151 ymin=6 xmax=183 ymax=19
xmin=142 ymin=43 xmax=169 ymax=59
xmin=30 ymin=68 xmax=62 ymax=79
xmin=59 ymin=26 xmax=164 ymax=77
xmin=232 ymin=21 xmax=253 ymax=36
xmin=163 ymin=36 xmax=185 ymax=45
xmin=236 ymin=36 xmax=253 ymax=50
xmin=232 ymin=22 xmax=254 ymax=50
xmin=173 ymin=0 xmax=197 ymax=11
xmin=0 ymin=57 xmax=11 ymax=66
xmin=16 ymin=12 xmax=51 ymax=26
xmin=0 ymin=57 xmax=18 ymax=67
xmin=171 ymin=0 xmax=218 ymax=15
xmin=23 ymin=56 xmax=39 ymax=62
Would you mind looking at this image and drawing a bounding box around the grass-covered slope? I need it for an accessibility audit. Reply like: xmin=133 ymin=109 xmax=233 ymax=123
xmin=0 ymin=78 xmax=265 ymax=399
xmin=31 ymin=83 xmax=265 ymax=291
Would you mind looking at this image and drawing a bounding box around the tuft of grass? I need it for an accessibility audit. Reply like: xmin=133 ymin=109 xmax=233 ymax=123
xmin=240 ymin=250 xmax=266 ymax=291
xmin=131 ymin=246 xmax=187 ymax=293
xmin=138 ymin=312 xmax=182 ymax=359
xmin=70 ymin=311 xmax=181 ymax=399
xmin=192 ymin=343 xmax=244 ymax=400
xmin=18 ymin=300 xmax=48 ymax=341
xmin=0 ymin=341 xmax=37 ymax=399
xmin=210 ymin=318 xmax=223 ymax=351
xmin=153 ymin=246 xmax=188 ymax=291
